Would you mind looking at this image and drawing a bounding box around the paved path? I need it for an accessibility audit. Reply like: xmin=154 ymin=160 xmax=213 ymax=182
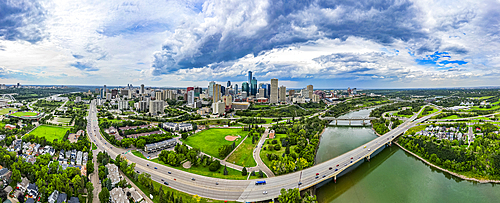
xmin=223 ymin=135 xmax=248 ymax=161
xmin=253 ymin=128 xmax=275 ymax=177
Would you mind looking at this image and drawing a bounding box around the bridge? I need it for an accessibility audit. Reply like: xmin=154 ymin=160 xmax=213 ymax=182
xmin=88 ymin=101 xmax=438 ymax=202
xmin=320 ymin=116 xmax=377 ymax=125
xmin=0 ymin=94 xmax=16 ymax=103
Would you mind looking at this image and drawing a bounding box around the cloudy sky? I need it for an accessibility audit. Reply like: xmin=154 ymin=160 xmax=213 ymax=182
xmin=1 ymin=0 xmax=500 ymax=89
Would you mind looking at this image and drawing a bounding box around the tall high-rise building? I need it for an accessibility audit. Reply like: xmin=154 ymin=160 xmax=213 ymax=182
xmin=194 ymin=87 xmax=202 ymax=97
xmin=227 ymin=81 xmax=231 ymax=88
xmin=208 ymin=81 xmax=215 ymax=97
xmin=248 ymin=71 xmax=252 ymax=84
xmin=270 ymin=78 xmax=278 ymax=103
xmin=258 ymin=88 xmax=266 ymax=98
xmin=103 ymin=85 xmax=107 ymax=97
xmin=221 ymin=86 xmax=226 ymax=96
xmin=212 ymin=84 xmax=221 ymax=102
xmin=118 ymin=100 xmax=128 ymax=110
xmin=187 ymin=87 xmax=194 ymax=92
xmin=260 ymin=83 xmax=267 ymax=98
xmin=307 ymin=85 xmax=313 ymax=98
xmin=235 ymin=84 xmax=238 ymax=94
xmin=187 ymin=90 xmax=195 ymax=106
xmin=155 ymin=91 xmax=164 ymax=100
xmin=149 ymin=100 xmax=165 ymax=115
xmin=242 ymin=82 xmax=249 ymax=96
xmin=279 ymin=85 xmax=286 ymax=102
xmin=140 ymin=84 xmax=145 ymax=94
xmin=251 ymin=77 xmax=257 ymax=96
xmin=266 ymin=84 xmax=271 ymax=98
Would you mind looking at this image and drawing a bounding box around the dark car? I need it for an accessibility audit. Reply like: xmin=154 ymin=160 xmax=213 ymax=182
xmin=168 ymin=171 xmax=172 ymax=174
xmin=216 ymin=182 xmax=219 ymax=185
xmin=316 ymin=173 xmax=319 ymax=176
xmin=161 ymin=179 xmax=164 ymax=181
xmin=136 ymin=171 xmax=140 ymax=173
xmin=298 ymin=182 xmax=302 ymax=185
xmin=322 ymin=175 xmax=326 ymax=178
xmin=164 ymin=182 xmax=169 ymax=185
xmin=336 ymin=164 xmax=339 ymax=167
xmin=192 ymin=178 xmax=195 ymax=181
xmin=154 ymin=167 xmax=157 ymax=169
xmin=335 ymin=169 xmax=338 ymax=171
xmin=329 ymin=167 xmax=332 ymax=170
xmin=350 ymin=157 xmax=353 ymax=159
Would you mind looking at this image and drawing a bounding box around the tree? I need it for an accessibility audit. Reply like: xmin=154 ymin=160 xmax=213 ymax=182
xmin=71 ymin=175 xmax=82 ymax=193
xmin=136 ymin=139 xmax=146 ymax=149
xmin=278 ymin=188 xmax=301 ymax=203
xmin=259 ymin=170 xmax=264 ymax=178
xmin=223 ymin=165 xmax=228 ymax=175
xmin=99 ymin=187 xmax=110 ymax=203
xmin=209 ymin=160 xmax=221 ymax=172
xmin=242 ymin=167 xmax=247 ymax=176
xmin=181 ymin=133 xmax=188 ymax=140
xmin=11 ymin=169 xmax=21 ymax=184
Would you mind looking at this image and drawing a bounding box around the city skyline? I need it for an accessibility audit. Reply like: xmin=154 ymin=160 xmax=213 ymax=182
xmin=1 ymin=0 xmax=500 ymax=88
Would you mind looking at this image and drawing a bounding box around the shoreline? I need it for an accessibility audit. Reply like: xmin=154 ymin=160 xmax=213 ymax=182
xmin=394 ymin=142 xmax=500 ymax=184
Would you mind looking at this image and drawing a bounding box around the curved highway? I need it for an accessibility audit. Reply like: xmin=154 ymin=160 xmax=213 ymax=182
xmin=88 ymin=100 xmax=439 ymax=202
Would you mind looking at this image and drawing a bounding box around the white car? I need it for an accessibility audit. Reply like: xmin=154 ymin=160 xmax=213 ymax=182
xmin=263 ymin=191 xmax=268 ymax=195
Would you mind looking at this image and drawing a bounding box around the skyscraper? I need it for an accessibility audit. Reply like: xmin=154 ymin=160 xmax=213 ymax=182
xmin=235 ymin=84 xmax=238 ymax=94
xmin=266 ymin=84 xmax=271 ymax=98
xmin=187 ymin=90 xmax=195 ymax=106
xmin=251 ymin=77 xmax=257 ymax=96
xmin=242 ymin=82 xmax=249 ymax=96
xmin=248 ymin=71 xmax=252 ymax=84
xmin=208 ymin=81 xmax=215 ymax=97
xmin=270 ymin=78 xmax=278 ymax=103
xmin=212 ymin=84 xmax=221 ymax=102
xmin=307 ymin=85 xmax=314 ymax=98
xmin=279 ymin=85 xmax=286 ymax=102
xmin=227 ymin=81 xmax=231 ymax=88
xmin=140 ymin=84 xmax=145 ymax=94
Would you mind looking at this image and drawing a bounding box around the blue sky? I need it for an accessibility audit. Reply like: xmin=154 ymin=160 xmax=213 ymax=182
xmin=1 ymin=0 xmax=500 ymax=88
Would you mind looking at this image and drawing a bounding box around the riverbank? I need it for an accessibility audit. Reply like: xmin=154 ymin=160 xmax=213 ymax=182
xmin=394 ymin=142 xmax=500 ymax=184
xmin=314 ymin=127 xmax=327 ymax=164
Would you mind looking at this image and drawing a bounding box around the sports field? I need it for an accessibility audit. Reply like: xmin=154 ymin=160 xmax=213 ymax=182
xmin=11 ymin=111 xmax=39 ymax=117
xmin=183 ymin=128 xmax=246 ymax=159
xmin=29 ymin=125 xmax=71 ymax=142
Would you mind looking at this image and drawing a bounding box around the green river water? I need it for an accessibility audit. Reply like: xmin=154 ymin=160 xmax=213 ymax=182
xmin=315 ymin=109 xmax=500 ymax=203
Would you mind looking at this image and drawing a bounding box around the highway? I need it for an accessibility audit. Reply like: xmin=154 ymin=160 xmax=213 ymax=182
xmin=87 ymin=100 xmax=440 ymax=202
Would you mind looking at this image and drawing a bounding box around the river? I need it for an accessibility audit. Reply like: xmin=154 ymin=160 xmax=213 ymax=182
xmin=315 ymin=108 xmax=500 ymax=203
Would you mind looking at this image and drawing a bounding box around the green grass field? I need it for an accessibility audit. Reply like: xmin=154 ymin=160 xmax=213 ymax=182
xmin=404 ymin=124 xmax=430 ymax=135
xmin=131 ymin=150 xmax=249 ymax=180
xmin=441 ymin=115 xmax=460 ymax=119
xmin=394 ymin=112 xmax=413 ymax=118
xmin=55 ymin=117 xmax=72 ymax=124
xmin=29 ymin=125 xmax=71 ymax=141
xmin=92 ymin=143 xmax=97 ymax=150
xmin=469 ymin=105 xmax=500 ymax=111
xmin=183 ymin=128 xmax=247 ymax=159
xmin=419 ymin=107 xmax=439 ymax=117
xmin=226 ymin=135 xmax=257 ymax=167
xmin=11 ymin=111 xmax=38 ymax=117
xmin=0 ymin=108 xmax=17 ymax=115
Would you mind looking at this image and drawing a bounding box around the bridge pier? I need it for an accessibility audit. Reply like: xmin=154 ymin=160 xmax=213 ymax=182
xmin=334 ymin=175 xmax=337 ymax=183
xmin=335 ymin=120 xmax=337 ymax=125
xmin=349 ymin=120 xmax=351 ymax=125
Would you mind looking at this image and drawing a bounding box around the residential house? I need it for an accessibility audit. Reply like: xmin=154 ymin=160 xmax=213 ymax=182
xmin=17 ymin=177 xmax=29 ymax=192
xmin=48 ymin=190 xmax=59 ymax=203
xmin=27 ymin=183 xmax=38 ymax=198
xmin=123 ymin=187 xmax=143 ymax=203
xmin=110 ymin=187 xmax=128 ymax=203
xmin=68 ymin=197 xmax=80 ymax=203
xmin=56 ymin=193 xmax=67 ymax=203
xmin=76 ymin=151 xmax=83 ymax=165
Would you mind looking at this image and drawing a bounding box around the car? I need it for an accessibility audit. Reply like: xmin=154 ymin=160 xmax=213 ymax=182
xmin=263 ymin=191 xmax=268 ymax=195
xmin=316 ymin=173 xmax=319 ymax=176
xmin=350 ymin=161 xmax=353 ymax=163
xmin=161 ymin=179 xmax=164 ymax=181
xmin=110 ymin=147 xmax=113 ymax=149
xmin=136 ymin=171 xmax=140 ymax=173
xmin=336 ymin=164 xmax=339 ymax=167
xmin=344 ymin=163 xmax=347 ymax=166
xmin=335 ymin=169 xmax=338 ymax=171
xmin=364 ymin=146 xmax=366 ymax=148
xmin=358 ymin=156 xmax=361 ymax=159
xmin=192 ymin=178 xmax=195 ymax=181
xmin=105 ymin=143 xmax=107 ymax=145
xmin=368 ymin=148 xmax=371 ymax=151
xmin=392 ymin=136 xmax=394 ymax=138
xmin=322 ymin=175 xmax=326 ymax=178
xmin=329 ymin=167 xmax=332 ymax=170
xmin=216 ymin=182 xmax=219 ymax=185
xmin=168 ymin=171 xmax=172 ymax=174
xmin=164 ymin=182 xmax=169 ymax=185
xmin=154 ymin=167 xmax=157 ymax=169
xmin=351 ymin=157 xmax=353 ymax=159
xmin=298 ymin=182 xmax=302 ymax=186
xmin=315 ymin=176 xmax=319 ymax=179
xmin=147 ymin=164 xmax=149 ymax=167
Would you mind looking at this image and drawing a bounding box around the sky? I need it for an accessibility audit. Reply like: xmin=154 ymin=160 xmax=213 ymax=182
xmin=1 ymin=0 xmax=500 ymax=89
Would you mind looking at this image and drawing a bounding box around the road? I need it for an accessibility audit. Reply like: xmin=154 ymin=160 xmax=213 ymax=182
xmin=87 ymin=100 xmax=438 ymax=202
